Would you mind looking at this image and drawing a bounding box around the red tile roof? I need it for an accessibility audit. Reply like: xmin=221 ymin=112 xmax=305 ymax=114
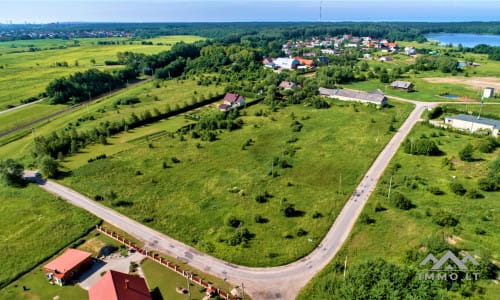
xmin=224 ymin=93 xmax=244 ymax=104
xmin=44 ymin=248 xmax=92 ymax=278
xmin=89 ymin=270 xmax=151 ymax=300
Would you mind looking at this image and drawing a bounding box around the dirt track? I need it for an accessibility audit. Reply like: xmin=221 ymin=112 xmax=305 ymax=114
xmin=423 ymin=77 xmax=500 ymax=91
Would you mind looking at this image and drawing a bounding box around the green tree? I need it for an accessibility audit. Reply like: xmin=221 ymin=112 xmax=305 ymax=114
xmin=38 ymin=155 xmax=59 ymax=178
xmin=0 ymin=159 xmax=25 ymax=187
xmin=459 ymin=143 xmax=474 ymax=162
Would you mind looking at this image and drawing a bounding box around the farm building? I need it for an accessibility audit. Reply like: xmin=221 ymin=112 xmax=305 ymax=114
xmin=44 ymin=248 xmax=92 ymax=286
xmin=319 ymin=87 xmax=387 ymax=106
xmin=89 ymin=270 xmax=151 ymax=300
xmin=444 ymin=114 xmax=500 ymax=137
xmin=390 ymin=81 xmax=414 ymax=92
xmin=273 ymin=57 xmax=300 ymax=70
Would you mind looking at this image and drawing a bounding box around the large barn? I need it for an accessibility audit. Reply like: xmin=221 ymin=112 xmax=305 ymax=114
xmin=444 ymin=114 xmax=500 ymax=137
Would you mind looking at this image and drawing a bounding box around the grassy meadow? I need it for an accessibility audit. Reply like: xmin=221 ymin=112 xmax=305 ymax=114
xmin=0 ymin=78 xmax=225 ymax=161
xmin=298 ymin=121 xmax=500 ymax=299
xmin=0 ymin=184 xmax=99 ymax=290
xmin=57 ymin=99 xmax=414 ymax=267
xmin=0 ymin=35 xmax=204 ymax=109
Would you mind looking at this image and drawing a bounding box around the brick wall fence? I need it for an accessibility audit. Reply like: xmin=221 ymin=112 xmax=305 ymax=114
xmin=96 ymin=225 xmax=238 ymax=300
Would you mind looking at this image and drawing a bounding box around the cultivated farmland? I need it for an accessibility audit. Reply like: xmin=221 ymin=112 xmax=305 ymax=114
xmin=0 ymin=35 xmax=204 ymax=109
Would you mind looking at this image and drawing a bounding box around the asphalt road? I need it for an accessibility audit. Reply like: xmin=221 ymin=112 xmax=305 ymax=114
xmin=0 ymin=99 xmax=45 ymax=116
xmin=26 ymin=99 xmax=436 ymax=299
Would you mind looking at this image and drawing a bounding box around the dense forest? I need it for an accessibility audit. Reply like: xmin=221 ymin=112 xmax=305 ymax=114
xmin=2 ymin=22 xmax=500 ymax=42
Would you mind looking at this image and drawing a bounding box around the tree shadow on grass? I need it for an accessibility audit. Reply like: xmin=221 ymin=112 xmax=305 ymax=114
xmin=150 ymin=287 xmax=164 ymax=300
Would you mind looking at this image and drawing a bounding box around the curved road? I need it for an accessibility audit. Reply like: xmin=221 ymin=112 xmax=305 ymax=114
xmin=28 ymin=99 xmax=436 ymax=299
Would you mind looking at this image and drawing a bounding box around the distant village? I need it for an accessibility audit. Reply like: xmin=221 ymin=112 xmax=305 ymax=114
xmin=262 ymin=34 xmax=417 ymax=71
xmin=0 ymin=29 xmax=131 ymax=41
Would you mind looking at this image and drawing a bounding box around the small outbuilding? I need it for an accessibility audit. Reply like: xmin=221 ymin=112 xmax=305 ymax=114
xmin=390 ymin=81 xmax=414 ymax=92
xmin=44 ymin=248 xmax=93 ymax=286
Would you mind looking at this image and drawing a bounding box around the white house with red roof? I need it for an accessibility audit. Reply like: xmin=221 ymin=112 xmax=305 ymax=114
xmin=44 ymin=248 xmax=93 ymax=286
xmin=218 ymin=93 xmax=245 ymax=111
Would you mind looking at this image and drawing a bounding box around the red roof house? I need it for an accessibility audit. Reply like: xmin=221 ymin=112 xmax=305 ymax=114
xmin=44 ymin=248 xmax=93 ymax=286
xmin=89 ymin=270 xmax=152 ymax=300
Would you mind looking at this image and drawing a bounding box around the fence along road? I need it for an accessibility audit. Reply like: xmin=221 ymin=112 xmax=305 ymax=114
xmin=29 ymin=99 xmax=436 ymax=300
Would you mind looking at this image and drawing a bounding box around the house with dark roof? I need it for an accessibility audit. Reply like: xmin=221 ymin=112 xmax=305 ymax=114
xmin=44 ymin=248 xmax=93 ymax=286
xmin=319 ymin=87 xmax=387 ymax=106
xmin=89 ymin=270 xmax=151 ymax=300
xmin=390 ymin=81 xmax=414 ymax=92
xmin=444 ymin=114 xmax=500 ymax=137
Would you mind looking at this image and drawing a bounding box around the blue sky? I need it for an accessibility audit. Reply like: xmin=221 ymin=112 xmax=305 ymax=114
xmin=2 ymin=0 xmax=500 ymax=24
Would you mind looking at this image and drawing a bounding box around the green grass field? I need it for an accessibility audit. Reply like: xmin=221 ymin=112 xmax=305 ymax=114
xmin=0 ymin=184 xmax=99 ymax=291
xmin=56 ymin=99 xmax=414 ymax=267
xmin=142 ymin=259 xmax=207 ymax=300
xmin=298 ymin=121 xmax=500 ymax=299
xmin=0 ymin=78 xmax=225 ymax=161
xmin=0 ymin=36 xmax=204 ymax=109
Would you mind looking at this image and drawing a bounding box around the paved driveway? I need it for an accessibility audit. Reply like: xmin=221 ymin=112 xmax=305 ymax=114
xmin=78 ymin=252 xmax=145 ymax=290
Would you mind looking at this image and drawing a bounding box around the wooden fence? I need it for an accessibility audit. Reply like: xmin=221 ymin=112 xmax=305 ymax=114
xmin=96 ymin=225 xmax=237 ymax=300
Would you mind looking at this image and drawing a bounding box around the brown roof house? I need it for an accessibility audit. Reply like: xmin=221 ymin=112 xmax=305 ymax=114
xmin=89 ymin=270 xmax=151 ymax=300
xmin=219 ymin=93 xmax=245 ymax=111
xmin=44 ymin=248 xmax=93 ymax=286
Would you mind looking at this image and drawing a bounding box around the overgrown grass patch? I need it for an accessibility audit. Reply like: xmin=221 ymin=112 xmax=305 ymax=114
xmin=0 ymin=184 xmax=99 ymax=289
xmin=60 ymin=99 xmax=414 ymax=266
xmin=299 ymin=121 xmax=500 ymax=299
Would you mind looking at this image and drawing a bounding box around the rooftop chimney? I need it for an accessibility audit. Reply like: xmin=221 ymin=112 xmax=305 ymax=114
xmin=124 ymin=279 xmax=129 ymax=289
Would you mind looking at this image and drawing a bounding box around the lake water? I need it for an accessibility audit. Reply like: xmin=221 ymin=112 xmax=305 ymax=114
xmin=425 ymin=33 xmax=500 ymax=48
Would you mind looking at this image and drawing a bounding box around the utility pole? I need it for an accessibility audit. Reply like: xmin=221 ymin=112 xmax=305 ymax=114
xmin=241 ymin=283 xmax=245 ymax=300
xmin=338 ymin=173 xmax=342 ymax=195
xmin=343 ymin=256 xmax=348 ymax=279
xmin=387 ymin=176 xmax=393 ymax=199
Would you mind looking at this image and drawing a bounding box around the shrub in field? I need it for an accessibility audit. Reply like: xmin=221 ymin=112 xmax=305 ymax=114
xmin=433 ymin=210 xmax=459 ymax=227
xmin=403 ymin=138 xmax=441 ymax=156
xmin=0 ymin=159 xmax=25 ymax=187
xmin=466 ymin=189 xmax=483 ymax=199
xmin=390 ymin=192 xmax=414 ymax=210
xmin=478 ymin=178 xmax=498 ymax=191
xmin=450 ymin=182 xmax=467 ymax=195
xmin=459 ymin=143 xmax=474 ymax=162
xmin=428 ymin=186 xmax=444 ymax=195
xmin=225 ymin=215 xmax=241 ymax=228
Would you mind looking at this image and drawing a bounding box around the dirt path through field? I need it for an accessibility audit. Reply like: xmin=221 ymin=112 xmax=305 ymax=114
xmin=423 ymin=77 xmax=500 ymax=91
